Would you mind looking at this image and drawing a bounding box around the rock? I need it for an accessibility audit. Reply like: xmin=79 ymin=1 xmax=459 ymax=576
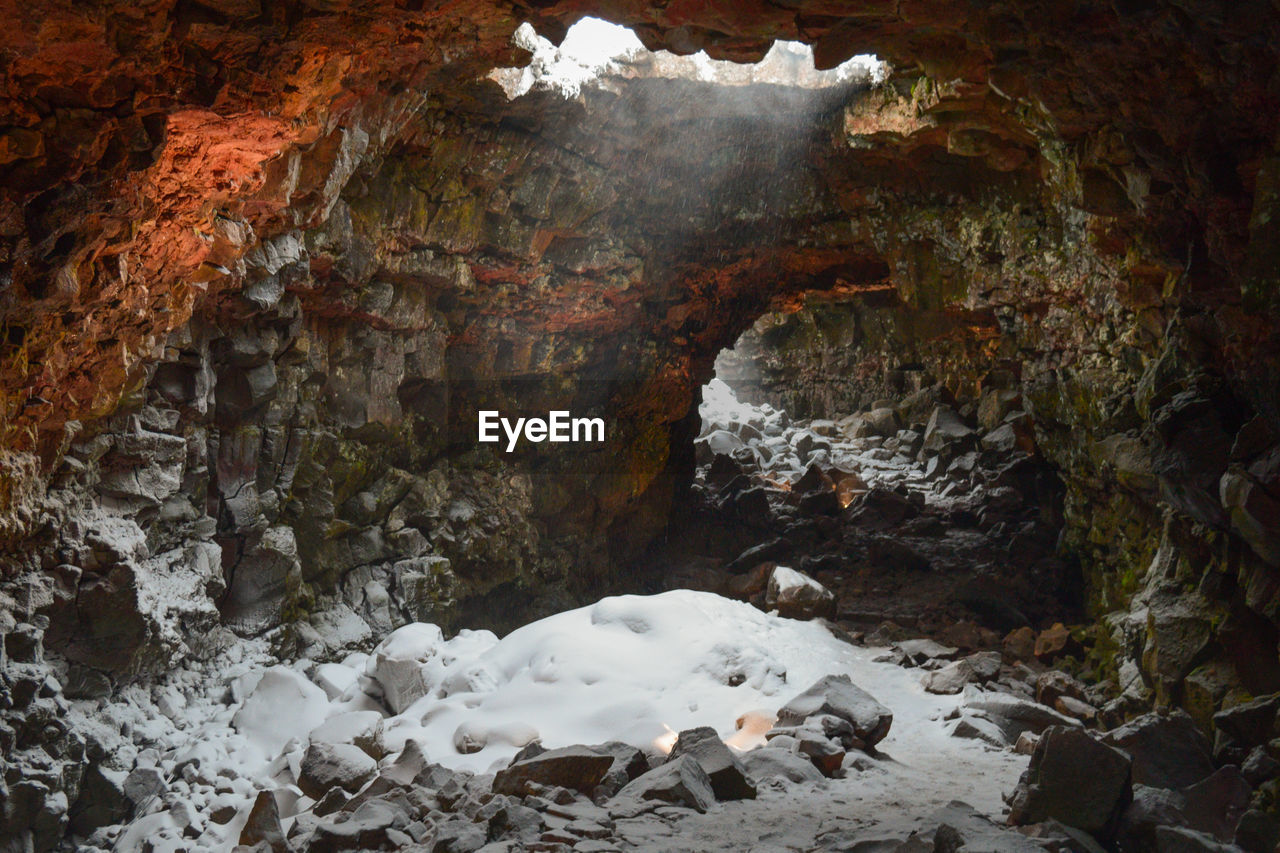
xmin=727 ymin=539 xmax=791 ymax=573
xmin=667 ymin=727 xmax=756 ymax=800
xmin=309 ymin=710 xmax=386 ymax=760
xmin=615 ymin=755 xmax=716 ymax=813
xmin=796 ymin=733 xmax=847 ymax=777
xmin=492 ymin=746 xmax=615 ymax=796
xmin=368 ymin=623 xmax=444 ymax=714
xmin=232 ymin=666 xmax=330 ymax=756
xmin=123 ymin=766 xmax=166 ymax=808
xmin=962 ymin=687 xmax=1082 ymax=741
xmin=1034 ymin=623 xmax=1083 ymax=663
xmin=863 ymin=407 xmax=900 ymax=437
xmin=298 ymin=742 xmax=378 ymax=799
xmin=931 ymin=801 xmax=1045 ymax=853
xmin=1213 ymin=693 xmax=1280 ymax=748
xmin=978 ymin=389 xmax=1022 ymax=431
xmin=1008 ymin=726 xmax=1132 ymax=837
xmin=776 ymin=674 xmax=892 ymax=749
xmin=1180 ymin=766 xmax=1252 ymax=842
xmin=765 ymin=566 xmax=836 ymax=620
xmin=1100 ymin=711 xmax=1215 ymax=790
xmin=740 ymin=747 xmax=824 ymax=784
xmin=896 ymin=638 xmax=960 ymax=665
xmin=1154 ymin=825 xmax=1240 ymax=853
xmin=922 ymin=407 xmax=976 ymax=454
xmin=1034 ymin=670 xmax=1088 ymax=708
xmin=68 ymin=764 xmax=128 ymax=835
xmin=950 ymin=715 xmax=1008 ymax=747
xmin=1003 ymin=627 xmax=1037 ymax=662
xmin=240 ymin=790 xmax=290 ymax=852
xmin=1234 ymin=809 xmax=1280 ymax=853
xmin=431 ymin=818 xmax=488 ymax=852
xmin=923 ymin=661 xmax=973 ymax=695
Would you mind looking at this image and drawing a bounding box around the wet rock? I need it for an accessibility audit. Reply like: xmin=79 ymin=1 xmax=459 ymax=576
xmin=492 ymin=746 xmax=614 ymax=796
xmin=1100 ymin=711 xmax=1214 ymax=790
xmin=765 ymin=566 xmax=836 ymax=620
xmin=776 ymin=674 xmax=892 ymax=749
xmin=667 ymin=727 xmax=755 ymax=800
xmin=298 ymin=742 xmax=378 ymax=799
xmin=1008 ymin=726 xmax=1132 ymax=837
xmin=614 ymin=755 xmax=716 ymax=813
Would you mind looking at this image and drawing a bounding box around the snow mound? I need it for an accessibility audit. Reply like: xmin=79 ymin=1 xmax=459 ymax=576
xmin=378 ymin=590 xmax=859 ymax=771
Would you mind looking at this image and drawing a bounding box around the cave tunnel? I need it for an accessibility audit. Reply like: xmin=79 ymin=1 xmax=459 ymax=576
xmin=1 ymin=2 xmax=1280 ymax=851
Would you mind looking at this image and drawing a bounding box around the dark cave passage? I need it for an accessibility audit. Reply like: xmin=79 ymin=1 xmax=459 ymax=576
xmin=2 ymin=3 xmax=1280 ymax=852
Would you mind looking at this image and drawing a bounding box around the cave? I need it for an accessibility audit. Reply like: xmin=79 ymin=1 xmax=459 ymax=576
xmin=1 ymin=2 xmax=1279 ymax=851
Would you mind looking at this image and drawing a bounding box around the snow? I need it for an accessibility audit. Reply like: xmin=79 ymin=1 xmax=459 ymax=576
xmin=89 ymin=589 xmax=1024 ymax=851
xmin=493 ymin=17 xmax=887 ymax=99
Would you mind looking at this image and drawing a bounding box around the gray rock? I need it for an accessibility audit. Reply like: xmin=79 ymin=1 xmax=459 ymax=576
xmin=896 ymin=638 xmax=960 ymax=665
xmin=923 ymin=407 xmax=976 ymax=454
xmin=1008 ymin=726 xmax=1132 ymax=837
xmin=615 ymin=755 xmax=716 ymax=813
xmin=1154 ymin=825 xmax=1240 ymax=853
xmin=667 ymin=727 xmax=755 ymax=800
xmin=298 ymin=742 xmax=378 ymax=799
xmin=961 ymin=686 xmax=1082 ymax=741
xmin=776 ymin=674 xmax=893 ymax=749
xmin=740 ymin=747 xmax=824 ymax=784
xmin=931 ymin=801 xmax=1046 ymax=853
xmin=239 ymin=790 xmax=289 ymax=852
xmin=492 ymin=745 xmax=614 ymax=796
xmin=431 ymin=818 xmax=488 ymax=853
xmin=1100 ymin=710 xmax=1214 ymax=789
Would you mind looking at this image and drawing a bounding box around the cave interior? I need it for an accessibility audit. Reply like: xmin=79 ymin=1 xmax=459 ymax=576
xmin=2 ymin=2 xmax=1280 ymax=852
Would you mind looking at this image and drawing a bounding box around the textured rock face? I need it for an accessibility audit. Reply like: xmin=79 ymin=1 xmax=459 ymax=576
xmin=0 ymin=6 xmax=1278 ymax=848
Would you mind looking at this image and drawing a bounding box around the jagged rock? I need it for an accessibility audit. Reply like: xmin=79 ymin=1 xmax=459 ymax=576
xmin=765 ymin=566 xmax=836 ymax=620
xmin=667 ymin=727 xmax=756 ymax=800
xmin=240 ymin=790 xmax=290 ymax=852
xmin=776 ymin=674 xmax=892 ymax=749
xmin=368 ymin=623 xmax=444 ymax=714
xmin=923 ymin=661 xmax=973 ymax=695
xmin=1213 ymin=693 xmax=1280 ymax=748
xmin=1100 ymin=711 xmax=1215 ymax=790
xmin=492 ymin=746 xmax=614 ymax=796
xmin=922 ymin=407 xmax=976 ymax=455
xmin=1154 ymin=825 xmax=1240 ymax=853
xmin=614 ymin=755 xmax=716 ymax=813
xmin=298 ymin=742 xmax=378 ymax=799
xmin=430 ymin=818 xmax=488 ymax=852
xmin=1033 ymin=624 xmax=1083 ymax=663
xmin=1008 ymin=726 xmax=1132 ymax=837
xmin=961 ymin=687 xmax=1082 ymax=741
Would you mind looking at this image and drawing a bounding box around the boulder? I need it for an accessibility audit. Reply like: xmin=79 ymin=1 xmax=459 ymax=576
xmin=962 ymin=688 xmax=1082 ymax=741
xmin=923 ymin=661 xmax=973 ymax=695
xmin=765 ymin=566 xmax=836 ymax=620
xmin=1034 ymin=623 xmax=1083 ymax=663
xmin=740 ymin=747 xmax=824 ymax=784
xmin=232 ymin=666 xmax=330 ymax=756
xmin=368 ymin=623 xmax=444 ymax=714
xmin=1008 ymin=726 xmax=1132 ymax=837
xmin=1100 ymin=711 xmax=1215 ymax=790
xmin=298 ymin=742 xmax=378 ymax=799
xmin=240 ymin=790 xmax=289 ymax=852
xmin=931 ymin=801 xmax=1046 ymax=853
xmin=896 ymin=638 xmax=960 ymax=665
xmin=492 ymin=745 xmax=614 ymax=796
xmin=776 ymin=674 xmax=892 ymax=749
xmin=922 ymin=407 xmax=976 ymax=454
xmin=615 ymin=755 xmax=716 ymax=813
xmin=308 ymin=711 xmax=386 ymax=760
xmin=667 ymin=727 xmax=756 ymax=800
xmin=1213 ymin=693 xmax=1280 ymax=748
xmin=863 ymin=407 xmax=900 ymax=437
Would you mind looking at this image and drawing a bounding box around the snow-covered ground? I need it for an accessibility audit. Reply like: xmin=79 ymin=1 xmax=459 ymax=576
xmin=86 ymin=590 xmax=1023 ymax=852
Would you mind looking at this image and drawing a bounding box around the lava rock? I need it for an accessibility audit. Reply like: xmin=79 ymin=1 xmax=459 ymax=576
xmin=615 ymin=754 xmax=716 ymax=813
xmin=298 ymin=742 xmax=378 ymax=799
xmin=492 ymin=745 xmax=615 ymax=796
xmin=776 ymin=674 xmax=892 ymax=749
xmin=668 ymin=727 xmax=756 ymax=800
xmin=1008 ymin=726 xmax=1132 ymax=837
xmin=1100 ymin=710 xmax=1215 ymax=790
xmin=765 ymin=566 xmax=836 ymax=620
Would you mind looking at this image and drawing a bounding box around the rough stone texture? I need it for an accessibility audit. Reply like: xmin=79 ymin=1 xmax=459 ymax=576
xmin=492 ymin=746 xmax=615 ymax=796
xmin=1008 ymin=726 xmax=1133 ymax=838
xmin=776 ymin=674 xmax=893 ymax=749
